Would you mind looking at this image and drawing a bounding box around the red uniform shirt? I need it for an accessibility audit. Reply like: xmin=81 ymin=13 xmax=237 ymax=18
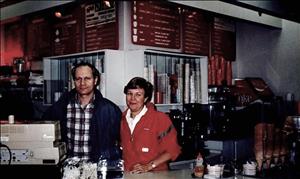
xmin=120 ymin=105 xmax=181 ymax=171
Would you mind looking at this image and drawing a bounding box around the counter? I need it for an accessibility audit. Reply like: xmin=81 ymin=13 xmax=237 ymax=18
xmin=125 ymin=169 xmax=193 ymax=179
xmin=1 ymin=165 xmax=299 ymax=179
xmin=124 ymin=169 xmax=247 ymax=179
xmin=124 ymin=167 xmax=299 ymax=179
xmin=1 ymin=164 xmax=62 ymax=179
xmin=124 ymin=170 xmax=263 ymax=179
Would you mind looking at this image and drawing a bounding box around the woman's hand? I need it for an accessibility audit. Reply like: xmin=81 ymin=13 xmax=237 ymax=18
xmin=131 ymin=163 xmax=152 ymax=173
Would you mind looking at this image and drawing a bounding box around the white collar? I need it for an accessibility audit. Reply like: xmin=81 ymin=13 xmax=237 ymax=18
xmin=126 ymin=105 xmax=148 ymax=134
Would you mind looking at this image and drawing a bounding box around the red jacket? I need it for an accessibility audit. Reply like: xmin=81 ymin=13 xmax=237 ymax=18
xmin=120 ymin=105 xmax=181 ymax=171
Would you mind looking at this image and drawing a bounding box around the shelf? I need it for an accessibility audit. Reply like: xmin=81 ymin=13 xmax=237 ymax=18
xmin=43 ymin=49 xmax=209 ymax=110
xmin=125 ymin=49 xmax=208 ymax=105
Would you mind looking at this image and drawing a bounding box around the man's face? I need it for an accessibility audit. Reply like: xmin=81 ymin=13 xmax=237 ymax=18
xmin=74 ymin=66 xmax=97 ymax=96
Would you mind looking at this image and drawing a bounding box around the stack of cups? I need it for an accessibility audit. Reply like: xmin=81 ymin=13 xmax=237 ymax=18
xmin=8 ymin=115 xmax=14 ymax=124
xmin=243 ymin=161 xmax=256 ymax=176
xmin=206 ymin=164 xmax=224 ymax=178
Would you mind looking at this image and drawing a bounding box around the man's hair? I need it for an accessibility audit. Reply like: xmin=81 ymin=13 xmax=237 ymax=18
xmin=71 ymin=61 xmax=100 ymax=86
xmin=123 ymin=77 xmax=153 ymax=103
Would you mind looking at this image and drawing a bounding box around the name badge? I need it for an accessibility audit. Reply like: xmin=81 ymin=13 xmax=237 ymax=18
xmin=142 ymin=147 xmax=149 ymax=152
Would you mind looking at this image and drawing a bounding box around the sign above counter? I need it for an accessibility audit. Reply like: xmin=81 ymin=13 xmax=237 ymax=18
xmin=211 ymin=16 xmax=236 ymax=61
xmin=182 ymin=7 xmax=210 ymax=56
xmin=1 ymin=0 xmax=119 ymax=64
xmin=130 ymin=1 xmax=236 ymax=59
xmin=131 ymin=1 xmax=180 ymax=49
xmin=1 ymin=1 xmax=236 ymax=65
xmin=84 ymin=1 xmax=118 ymax=51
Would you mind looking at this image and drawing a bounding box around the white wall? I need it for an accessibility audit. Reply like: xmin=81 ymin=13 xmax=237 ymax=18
xmin=235 ymin=20 xmax=300 ymax=100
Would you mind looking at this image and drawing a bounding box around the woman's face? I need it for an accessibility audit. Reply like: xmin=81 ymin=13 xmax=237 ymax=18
xmin=126 ymin=87 xmax=147 ymax=115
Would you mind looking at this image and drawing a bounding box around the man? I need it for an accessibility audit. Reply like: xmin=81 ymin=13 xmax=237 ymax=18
xmin=43 ymin=62 xmax=121 ymax=162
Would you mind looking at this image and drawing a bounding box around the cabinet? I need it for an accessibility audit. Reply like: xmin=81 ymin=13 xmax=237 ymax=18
xmin=43 ymin=50 xmax=125 ymax=105
xmin=125 ymin=50 xmax=208 ymax=109
xmin=43 ymin=49 xmax=208 ymax=110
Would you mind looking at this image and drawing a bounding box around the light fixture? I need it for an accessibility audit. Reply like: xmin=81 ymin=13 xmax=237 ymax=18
xmin=55 ymin=11 xmax=62 ymax=18
xmin=104 ymin=0 xmax=111 ymax=8
xmin=258 ymin=11 xmax=262 ymax=17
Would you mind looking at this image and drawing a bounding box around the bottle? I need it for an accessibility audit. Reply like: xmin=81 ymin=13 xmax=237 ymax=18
xmin=194 ymin=153 xmax=204 ymax=178
xmin=98 ymin=158 xmax=108 ymax=179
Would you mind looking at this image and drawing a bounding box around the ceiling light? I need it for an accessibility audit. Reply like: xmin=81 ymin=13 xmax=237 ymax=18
xmin=55 ymin=11 xmax=62 ymax=18
xmin=104 ymin=1 xmax=111 ymax=8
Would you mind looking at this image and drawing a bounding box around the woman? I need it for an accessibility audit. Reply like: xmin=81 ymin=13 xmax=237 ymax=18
xmin=120 ymin=77 xmax=181 ymax=173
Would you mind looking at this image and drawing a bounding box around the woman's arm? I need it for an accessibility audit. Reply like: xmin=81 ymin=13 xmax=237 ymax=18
xmin=131 ymin=152 xmax=172 ymax=173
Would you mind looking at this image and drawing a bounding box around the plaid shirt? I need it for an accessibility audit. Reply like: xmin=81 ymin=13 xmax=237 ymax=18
xmin=66 ymin=95 xmax=94 ymax=160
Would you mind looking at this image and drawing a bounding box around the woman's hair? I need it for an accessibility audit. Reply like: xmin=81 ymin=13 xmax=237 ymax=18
xmin=71 ymin=61 xmax=100 ymax=86
xmin=124 ymin=77 xmax=153 ymax=103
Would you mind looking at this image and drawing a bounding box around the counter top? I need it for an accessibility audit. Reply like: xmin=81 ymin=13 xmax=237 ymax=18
xmin=124 ymin=166 xmax=299 ymax=179
xmin=124 ymin=169 xmax=250 ymax=179
xmin=124 ymin=169 xmax=193 ymax=179
xmin=2 ymin=163 xmax=298 ymax=179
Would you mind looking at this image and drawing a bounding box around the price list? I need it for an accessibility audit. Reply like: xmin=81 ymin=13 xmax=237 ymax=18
xmin=182 ymin=8 xmax=210 ymax=55
xmin=131 ymin=1 xmax=180 ymax=49
xmin=211 ymin=17 xmax=236 ymax=61
xmin=85 ymin=2 xmax=118 ymax=51
xmin=27 ymin=16 xmax=52 ymax=60
xmin=52 ymin=7 xmax=82 ymax=55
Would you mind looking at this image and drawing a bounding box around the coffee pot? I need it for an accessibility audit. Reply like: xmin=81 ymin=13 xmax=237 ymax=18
xmin=13 ymin=57 xmax=25 ymax=73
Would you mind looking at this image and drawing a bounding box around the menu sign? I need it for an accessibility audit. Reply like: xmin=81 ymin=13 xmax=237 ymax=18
xmin=27 ymin=16 xmax=52 ymax=60
xmin=52 ymin=6 xmax=82 ymax=55
xmin=85 ymin=2 xmax=118 ymax=51
xmin=182 ymin=8 xmax=210 ymax=55
xmin=131 ymin=1 xmax=180 ymax=49
xmin=211 ymin=17 xmax=236 ymax=61
xmin=1 ymin=21 xmax=24 ymax=65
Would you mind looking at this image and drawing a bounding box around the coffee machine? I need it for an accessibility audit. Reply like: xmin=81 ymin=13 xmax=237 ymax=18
xmin=169 ymin=85 xmax=237 ymax=161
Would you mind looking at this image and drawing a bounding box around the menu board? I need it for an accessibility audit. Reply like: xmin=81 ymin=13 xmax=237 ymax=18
xmin=211 ymin=17 xmax=236 ymax=61
xmin=182 ymin=8 xmax=210 ymax=55
xmin=52 ymin=6 xmax=83 ymax=55
xmin=1 ymin=21 xmax=24 ymax=65
xmin=131 ymin=1 xmax=180 ymax=49
xmin=84 ymin=1 xmax=118 ymax=51
xmin=27 ymin=16 xmax=52 ymax=60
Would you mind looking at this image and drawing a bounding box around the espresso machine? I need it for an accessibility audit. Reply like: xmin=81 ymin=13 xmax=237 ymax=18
xmin=169 ymin=85 xmax=237 ymax=161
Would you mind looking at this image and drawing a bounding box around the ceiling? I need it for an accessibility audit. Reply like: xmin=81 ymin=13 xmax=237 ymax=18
xmin=1 ymin=0 xmax=300 ymax=24
xmin=0 ymin=0 xmax=74 ymax=21
xmin=221 ymin=0 xmax=300 ymax=24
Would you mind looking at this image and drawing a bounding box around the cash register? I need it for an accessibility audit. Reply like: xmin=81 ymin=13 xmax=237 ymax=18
xmin=0 ymin=120 xmax=66 ymax=165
